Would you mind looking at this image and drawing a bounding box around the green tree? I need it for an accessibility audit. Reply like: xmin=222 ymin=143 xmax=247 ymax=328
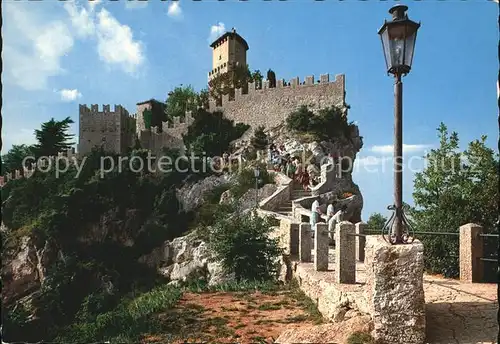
xmin=165 ymin=85 xmax=199 ymax=120
xmin=1 ymin=144 xmax=35 ymax=176
xmin=250 ymin=70 xmax=263 ymax=89
xmin=208 ymin=210 xmax=283 ymax=281
xmin=366 ymin=213 xmax=387 ymax=230
xmin=183 ymin=109 xmax=249 ymax=157
xmin=411 ymin=123 xmax=499 ymax=277
xmin=250 ymin=125 xmax=268 ymax=151
xmin=267 ymin=69 xmax=276 ymax=88
xmin=286 ymin=105 xmax=353 ymax=142
xmin=32 ymin=117 xmax=74 ymax=157
xmin=197 ymin=88 xmax=210 ymax=109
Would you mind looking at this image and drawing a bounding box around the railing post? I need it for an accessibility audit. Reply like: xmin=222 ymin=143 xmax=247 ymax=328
xmin=314 ymin=223 xmax=329 ymax=271
xmin=335 ymin=221 xmax=356 ymax=284
xmin=355 ymin=222 xmax=367 ymax=262
xmin=459 ymin=223 xmax=484 ymax=283
xmin=299 ymin=223 xmax=312 ymax=262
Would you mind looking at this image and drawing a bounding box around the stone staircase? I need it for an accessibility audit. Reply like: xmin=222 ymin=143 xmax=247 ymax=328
xmin=275 ymin=183 xmax=311 ymax=217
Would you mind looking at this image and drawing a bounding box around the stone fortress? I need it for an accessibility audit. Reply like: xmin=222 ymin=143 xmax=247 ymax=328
xmin=78 ymin=29 xmax=347 ymax=156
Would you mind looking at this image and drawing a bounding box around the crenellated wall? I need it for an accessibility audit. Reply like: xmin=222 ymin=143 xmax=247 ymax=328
xmin=0 ymin=148 xmax=78 ymax=188
xmin=209 ymin=73 xmax=346 ymax=130
xmin=79 ymin=104 xmax=137 ymax=156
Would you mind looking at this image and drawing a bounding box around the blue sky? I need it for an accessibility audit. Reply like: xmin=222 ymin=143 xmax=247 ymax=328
xmin=2 ymin=0 xmax=498 ymax=219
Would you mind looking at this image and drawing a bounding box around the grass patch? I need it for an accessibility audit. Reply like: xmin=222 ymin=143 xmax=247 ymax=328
xmin=234 ymin=323 xmax=246 ymax=329
xmin=282 ymin=314 xmax=309 ymax=323
xmin=257 ymin=302 xmax=282 ymax=311
xmin=347 ymin=331 xmax=375 ymax=344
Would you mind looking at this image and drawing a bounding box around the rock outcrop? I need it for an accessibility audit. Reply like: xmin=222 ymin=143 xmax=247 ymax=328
xmin=220 ymin=183 xmax=278 ymax=211
xmin=176 ymin=174 xmax=233 ymax=212
xmin=139 ymin=231 xmax=235 ymax=286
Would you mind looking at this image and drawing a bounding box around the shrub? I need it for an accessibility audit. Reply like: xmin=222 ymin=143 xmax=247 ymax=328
xmin=250 ymin=125 xmax=269 ymax=151
xmin=286 ymin=105 xmax=352 ymax=141
xmin=231 ymin=164 xmax=274 ymax=198
xmin=208 ymin=210 xmax=283 ymax=281
xmin=183 ymin=109 xmax=250 ymax=157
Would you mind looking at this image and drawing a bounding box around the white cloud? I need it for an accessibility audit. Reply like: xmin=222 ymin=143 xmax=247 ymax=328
xmin=209 ymin=22 xmax=226 ymax=43
xmin=96 ymin=9 xmax=145 ymax=74
xmin=125 ymin=0 xmax=148 ymax=10
xmin=59 ymin=89 xmax=83 ymax=101
xmin=370 ymin=144 xmax=432 ymax=154
xmin=88 ymin=0 xmax=102 ymax=11
xmin=2 ymin=4 xmax=74 ymax=90
xmin=355 ymin=156 xmax=388 ymax=167
xmin=167 ymin=2 xmax=183 ymax=19
xmin=64 ymin=1 xmax=95 ymax=38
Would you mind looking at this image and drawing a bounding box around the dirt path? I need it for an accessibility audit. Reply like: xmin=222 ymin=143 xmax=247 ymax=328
xmin=142 ymin=286 xmax=322 ymax=344
xmin=424 ymin=274 xmax=498 ymax=344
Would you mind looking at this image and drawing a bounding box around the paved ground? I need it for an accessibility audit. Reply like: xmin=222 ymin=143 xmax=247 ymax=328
xmin=313 ymin=248 xmax=499 ymax=344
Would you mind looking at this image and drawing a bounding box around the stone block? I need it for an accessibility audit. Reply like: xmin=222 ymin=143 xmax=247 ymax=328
xmin=355 ymin=222 xmax=367 ymax=262
xmin=299 ymin=223 xmax=312 ymax=262
xmin=459 ymin=223 xmax=484 ymax=283
xmin=335 ymin=221 xmax=355 ymax=284
xmin=314 ymin=223 xmax=329 ymax=271
xmin=364 ymin=236 xmax=425 ymax=344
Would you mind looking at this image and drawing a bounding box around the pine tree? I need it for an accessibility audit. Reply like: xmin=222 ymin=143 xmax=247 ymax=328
xmin=33 ymin=117 xmax=75 ymax=157
xmin=250 ymin=126 xmax=269 ymax=151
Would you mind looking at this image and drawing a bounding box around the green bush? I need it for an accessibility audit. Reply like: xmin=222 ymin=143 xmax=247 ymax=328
xmin=183 ymin=109 xmax=250 ymax=156
xmin=57 ymin=285 xmax=183 ymax=342
xmin=208 ymin=210 xmax=283 ymax=281
xmin=231 ymin=164 xmax=274 ymax=198
xmin=286 ymin=105 xmax=353 ymax=141
xmin=250 ymin=125 xmax=269 ymax=151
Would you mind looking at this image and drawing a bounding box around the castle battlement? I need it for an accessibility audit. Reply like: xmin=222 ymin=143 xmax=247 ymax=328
xmin=79 ymin=104 xmax=128 ymax=114
xmin=210 ymin=73 xmax=345 ymax=111
xmin=209 ymin=73 xmax=346 ymax=130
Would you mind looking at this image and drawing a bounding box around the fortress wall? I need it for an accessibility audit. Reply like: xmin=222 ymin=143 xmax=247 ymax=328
xmin=139 ymin=128 xmax=185 ymax=156
xmin=209 ymin=74 xmax=346 ymax=129
xmin=162 ymin=111 xmax=194 ymax=141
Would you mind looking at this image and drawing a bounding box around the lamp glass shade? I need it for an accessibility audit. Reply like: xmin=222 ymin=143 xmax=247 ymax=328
xmin=379 ymin=19 xmax=419 ymax=75
xmin=254 ymin=168 xmax=260 ymax=178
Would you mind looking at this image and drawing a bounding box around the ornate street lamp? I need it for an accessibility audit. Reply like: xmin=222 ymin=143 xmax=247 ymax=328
xmin=378 ymin=5 xmax=420 ymax=244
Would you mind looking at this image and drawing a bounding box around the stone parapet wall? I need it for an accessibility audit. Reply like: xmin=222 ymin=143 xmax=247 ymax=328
xmin=209 ymin=74 xmax=346 ymax=130
xmin=259 ymin=172 xmax=292 ymax=211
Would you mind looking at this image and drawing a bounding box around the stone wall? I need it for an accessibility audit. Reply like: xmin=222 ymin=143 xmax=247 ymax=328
xmin=209 ymin=74 xmax=346 ymax=130
xmin=137 ymin=107 xmax=194 ymax=155
xmin=259 ymin=173 xmax=292 ymax=212
xmin=79 ymin=104 xmax=136 ymax=155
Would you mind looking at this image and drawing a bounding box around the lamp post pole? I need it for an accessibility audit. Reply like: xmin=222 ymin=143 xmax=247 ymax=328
xmin=378 ymin=4 xmax=420 ymax=244
xmin=393 ymin=73 xmax=403 ymax=243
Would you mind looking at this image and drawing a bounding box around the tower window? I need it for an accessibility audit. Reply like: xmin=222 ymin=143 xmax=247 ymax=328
xmin=219 ymin=55 xmax=221 ymax=60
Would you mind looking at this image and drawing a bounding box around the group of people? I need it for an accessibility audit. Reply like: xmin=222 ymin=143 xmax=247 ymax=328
xmin=310 ymin=198 xmax=348 ymax=244
xmin=268 ymin=144 xmax=320 ymax=191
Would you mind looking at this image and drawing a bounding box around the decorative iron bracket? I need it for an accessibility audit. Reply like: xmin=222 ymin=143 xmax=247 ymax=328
xmin=382 ymin=204 xmax=415 ymax=244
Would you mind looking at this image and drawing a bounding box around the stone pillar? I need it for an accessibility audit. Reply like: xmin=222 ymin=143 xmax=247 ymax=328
xmin=355 ymin=222 xmax=367 ymax=262
xmin=364 ymin=236 xmax=426 ymax=344
xmin=314 ymin=223 xmax=329 ymax=271
xmin=459 ymin=223 xmax=484 ymax=283
xmin=299 ymin=223 xmax=312 ymax=262
xmin=335 ymin=221 xmax=355 ymax=284
xmin=290 ymin=223 xmax=299 ymax=256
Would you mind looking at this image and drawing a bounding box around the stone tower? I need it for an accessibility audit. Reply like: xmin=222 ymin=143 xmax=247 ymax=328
xmin=78 ymin=104 xmax=136 ymax=155
xmin=208 ymin=28 xmax=249 ymax=82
